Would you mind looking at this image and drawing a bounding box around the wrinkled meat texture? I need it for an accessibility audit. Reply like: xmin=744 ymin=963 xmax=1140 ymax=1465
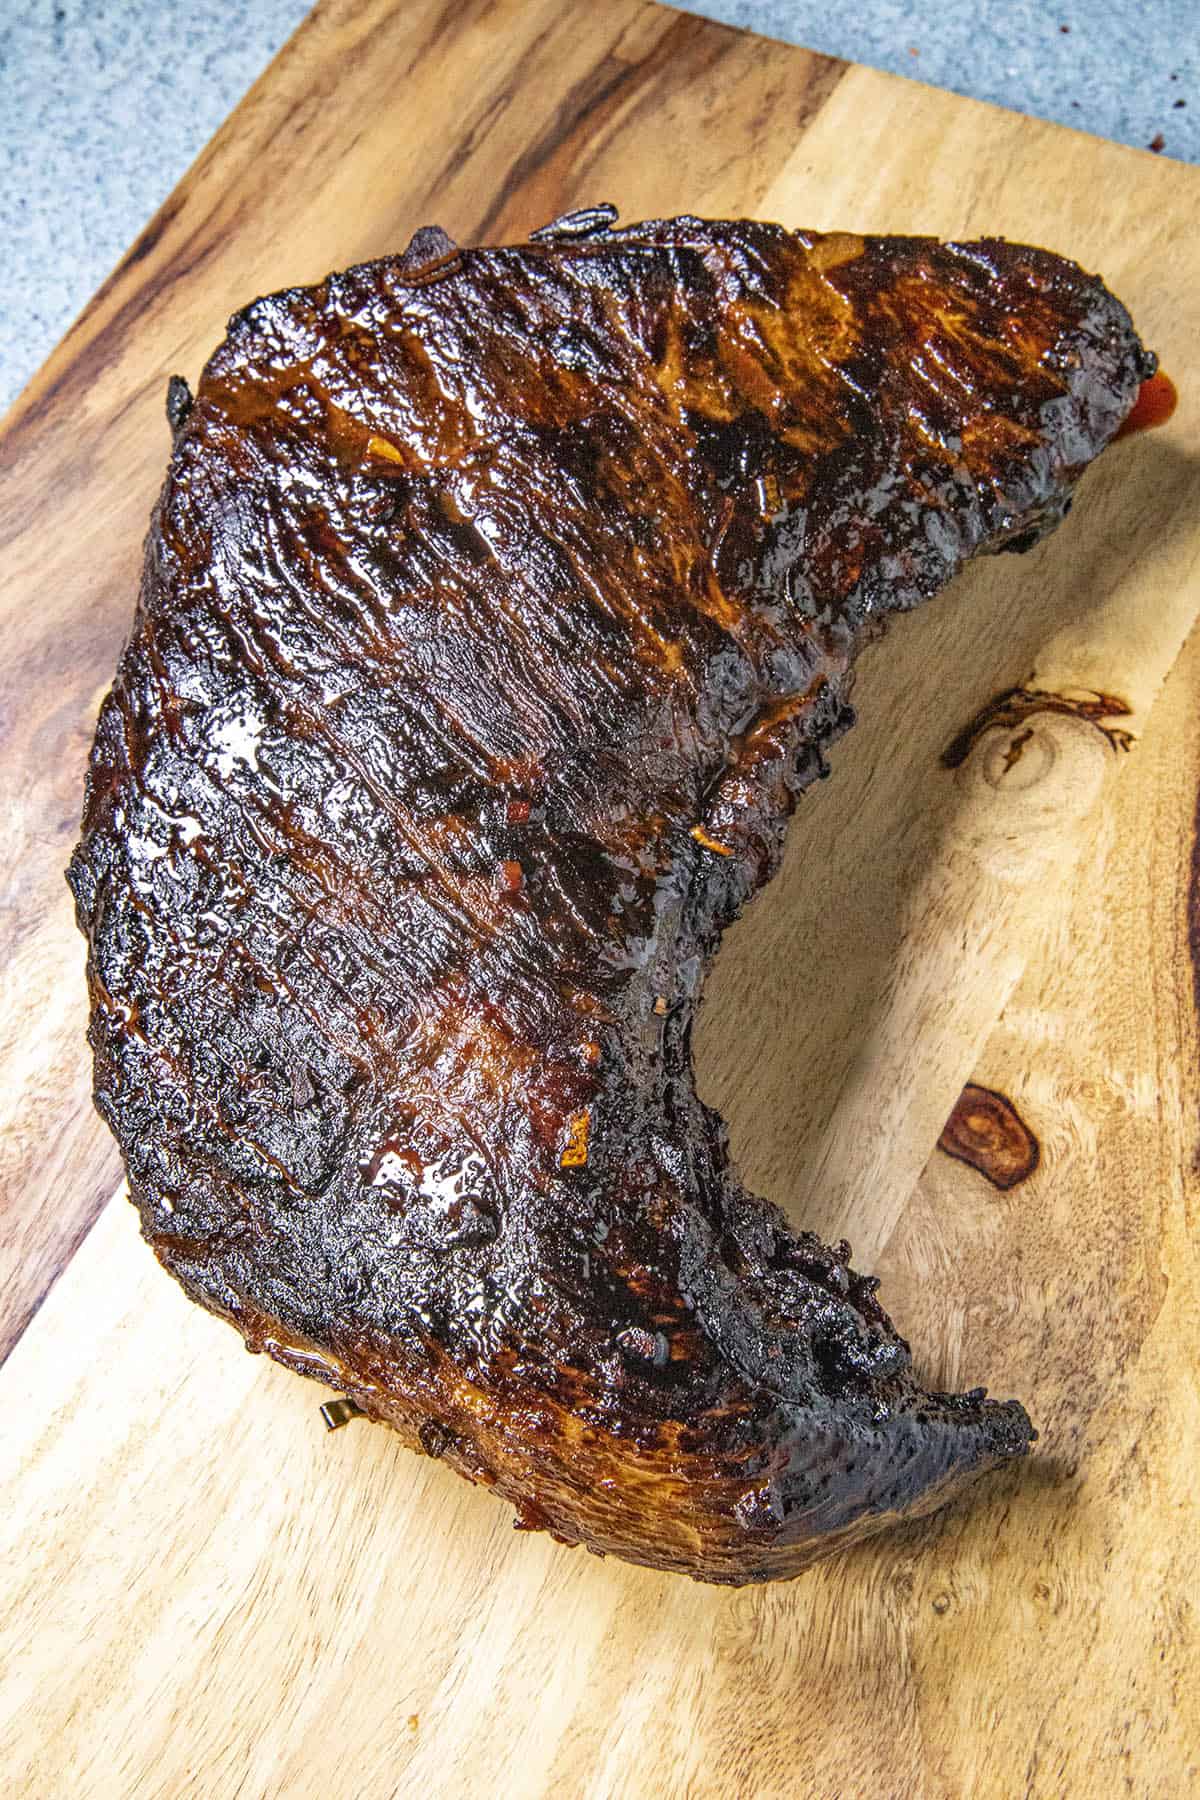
xmin=68 ymin=208 xmax=1151 ymax=1582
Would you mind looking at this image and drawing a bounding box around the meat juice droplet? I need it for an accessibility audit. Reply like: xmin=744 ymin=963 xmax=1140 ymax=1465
xmin=937 ymin=1083 xmax=1039 ymax=1190
xmin=1114 ymin=369 xmax=1178 ymax=440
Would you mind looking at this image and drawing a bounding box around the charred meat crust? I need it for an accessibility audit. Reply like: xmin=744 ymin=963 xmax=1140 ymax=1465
xmin=68 ymin=209 xmax=1150 ymax=1583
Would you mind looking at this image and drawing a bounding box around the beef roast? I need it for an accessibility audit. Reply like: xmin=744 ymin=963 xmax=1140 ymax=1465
xmin=67 ymin=207 xmax=1152 ymax=1583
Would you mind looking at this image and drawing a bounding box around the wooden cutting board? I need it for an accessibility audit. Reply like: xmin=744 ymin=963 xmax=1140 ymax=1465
xmin=2 ymin=3 xmax=1198 ymax=1793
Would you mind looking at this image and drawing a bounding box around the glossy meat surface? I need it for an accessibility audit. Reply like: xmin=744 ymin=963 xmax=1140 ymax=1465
xmin=68 ymin=208 xmax=1150 ymax=1582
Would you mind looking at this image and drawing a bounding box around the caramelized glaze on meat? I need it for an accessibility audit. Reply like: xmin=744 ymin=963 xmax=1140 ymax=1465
xmin=68 ymin=208 xmax=1152 ymax=1582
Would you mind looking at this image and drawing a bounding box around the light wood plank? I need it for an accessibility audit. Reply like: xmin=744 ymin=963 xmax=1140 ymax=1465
xmin=2 ymin=3 xmax=1198 ymax=1793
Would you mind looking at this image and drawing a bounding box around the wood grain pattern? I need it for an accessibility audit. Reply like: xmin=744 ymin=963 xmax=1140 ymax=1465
xmin=1 ymin=1 xmax=1198 ymax=1793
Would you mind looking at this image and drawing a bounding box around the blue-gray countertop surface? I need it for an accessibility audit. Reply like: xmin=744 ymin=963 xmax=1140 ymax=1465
xmin=1 ymin=0 xmax=1195 ymax=414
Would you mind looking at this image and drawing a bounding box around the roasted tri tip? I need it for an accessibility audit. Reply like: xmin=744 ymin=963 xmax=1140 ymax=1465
xmin=75 ymin=210 xmax=1146 ymax=1581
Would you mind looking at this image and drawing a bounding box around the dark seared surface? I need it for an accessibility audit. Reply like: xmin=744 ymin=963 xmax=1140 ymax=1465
xmin=68 ymin=207 xmax=1151 ymax=1583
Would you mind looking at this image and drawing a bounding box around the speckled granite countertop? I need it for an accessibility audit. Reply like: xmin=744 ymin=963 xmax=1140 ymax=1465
xmin=1 ymin=0 xmax=1195 ymax=414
